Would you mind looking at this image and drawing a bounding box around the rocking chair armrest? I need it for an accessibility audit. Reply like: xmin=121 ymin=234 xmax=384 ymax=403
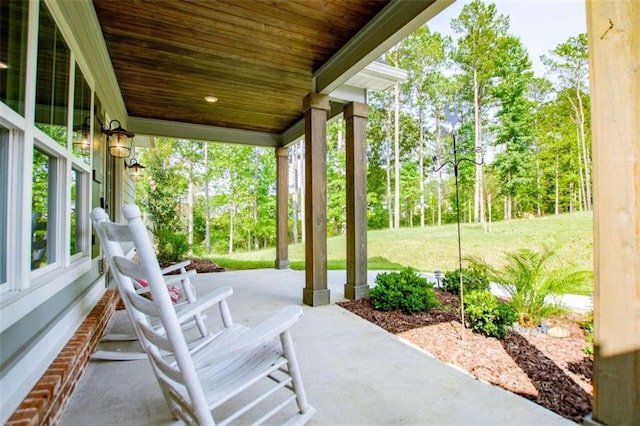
xmin=175 ymin=285 xmax=234 ymax=322
xmin=160 ymin=260 xmax=191 ymax=274
xmin=212 ymin=305 xmax=303 ymax=359
xmin=163 ymin=269 xmax=197 ymax=285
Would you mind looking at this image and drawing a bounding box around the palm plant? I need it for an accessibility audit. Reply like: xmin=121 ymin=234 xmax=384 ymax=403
xmin=471 ymin=244 xmax=592 ymax=327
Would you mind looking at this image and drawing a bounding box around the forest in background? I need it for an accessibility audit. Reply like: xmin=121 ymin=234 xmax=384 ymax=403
xmin=134 ymin=0 xmax=591 ymax=256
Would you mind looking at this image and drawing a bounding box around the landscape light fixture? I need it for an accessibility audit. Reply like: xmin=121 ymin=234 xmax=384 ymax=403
xmin=103 ymin=119 xmax=134 ymax=158
xmin=432 ymin=106 xmax=483 ymax=337
xmin=125 ymin=158 xmax=146 ymax=181
xmin=73 ymin=117 xmax=92 ymax=152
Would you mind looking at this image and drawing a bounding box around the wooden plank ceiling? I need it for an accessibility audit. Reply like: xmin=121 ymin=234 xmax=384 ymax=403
xmin=92 ymin=0 xmax=391 ymax=137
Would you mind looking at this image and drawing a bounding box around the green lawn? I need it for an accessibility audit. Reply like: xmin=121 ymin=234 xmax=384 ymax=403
xmin=208 ymin=212 xmax=593 ymax=292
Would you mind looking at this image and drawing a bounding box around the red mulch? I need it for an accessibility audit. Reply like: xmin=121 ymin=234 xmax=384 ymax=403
xmin=338 ymin=290 xmax=593 ymax=423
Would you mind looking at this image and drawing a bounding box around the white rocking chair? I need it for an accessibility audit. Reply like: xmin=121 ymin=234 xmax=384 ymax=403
xmin=90 ymin=207 xmax=230 ymax=361
xmin=102 ymin=204 xmax=315 ymax=425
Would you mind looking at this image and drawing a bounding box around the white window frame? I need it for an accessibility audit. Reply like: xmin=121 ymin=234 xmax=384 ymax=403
xmin=0 ymin=0 xmax=94 ymax=331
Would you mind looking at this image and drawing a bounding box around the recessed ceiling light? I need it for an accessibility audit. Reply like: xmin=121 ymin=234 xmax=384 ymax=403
xmin=204 ymin=95 xmax=218 ymax=103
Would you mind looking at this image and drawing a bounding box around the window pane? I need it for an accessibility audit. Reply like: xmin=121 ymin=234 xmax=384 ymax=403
xmin=0 ymin=0 xmax=28 ymax=115
xmin=69 ymin=168 xmax=81 ymax=256
xmin=72 ymin=64 xmax=91 ymax=162
xmin=91 ymin=97 xmax=104 ymax=259
xmin=35 ymin=2 xmax=70 ymax=147
xmin=0 ymin=127 xmax=8 ymax=283
xmin=32 ymin=148 xmax=55 ymax=269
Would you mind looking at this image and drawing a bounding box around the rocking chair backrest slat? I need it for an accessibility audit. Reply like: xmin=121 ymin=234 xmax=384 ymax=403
xmin=134 ymin=309 xmax=174 ymax=353
xmin=113 ymin=255 xmax=147 ymax=280
xmin=103 ymin=220 xmax=134 ymax=242
xmin=144 ymin=337 xmax=187 ymax=385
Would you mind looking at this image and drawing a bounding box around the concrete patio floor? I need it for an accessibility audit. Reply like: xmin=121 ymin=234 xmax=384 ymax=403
xmin=62 ymin=269 xmax=573 ymax=425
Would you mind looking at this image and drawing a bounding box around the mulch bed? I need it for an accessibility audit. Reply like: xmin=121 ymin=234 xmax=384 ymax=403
xmin=160 ymin=258 xmax=225 ymax=273
xmin=338 ymin=290 xmax=593 ymax=423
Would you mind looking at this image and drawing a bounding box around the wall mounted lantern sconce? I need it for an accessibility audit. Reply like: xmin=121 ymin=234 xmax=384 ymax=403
xmin=103 ymin=119 xmax=134 ymax=158
xmin=73 ymin=117 xmax=92 ymax=152
xmin=126 ymin=158 xmax=146 ymax=181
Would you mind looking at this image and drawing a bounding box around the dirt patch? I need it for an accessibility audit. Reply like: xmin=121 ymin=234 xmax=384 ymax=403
xmin=338 ymin=291 xmax=592 ymax=423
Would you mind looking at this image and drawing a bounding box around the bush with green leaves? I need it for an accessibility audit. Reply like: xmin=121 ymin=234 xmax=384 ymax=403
xmin=580 ymin=311 xmax=594 ymax=356
xmin=156 ymin=228 xmax=189 ymax=263
xmin=469 ymin=244 xmax=592 ymax=328
xmin=370 ymin=268 xmax=438 ymax=314
xmin=464 ymin=291 xmax=517 ymax=339
xmin=441 ymin=264 xmax=490 ymax=295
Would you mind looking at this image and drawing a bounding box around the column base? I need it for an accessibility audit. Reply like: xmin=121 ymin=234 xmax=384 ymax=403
xmin=302 ymin=288 xmax=330 ymax=306
xmin=344 ymin=283 xmax=369 ymax=300
xmin=274 ymin=259 xmax=290 ymax=270
xmin=582 ymin=414 xmax=604 ymax=426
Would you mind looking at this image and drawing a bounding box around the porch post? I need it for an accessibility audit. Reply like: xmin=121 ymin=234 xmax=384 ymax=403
xmin=585 ymin=1 xmax=640 ymax=425
xmin=274 ymin=147 xmax=290 ymax=269
xmin=344 ymin=102 xmax=369 ymax=300
xmin=302 ymin=93 xmax=330 ymax=306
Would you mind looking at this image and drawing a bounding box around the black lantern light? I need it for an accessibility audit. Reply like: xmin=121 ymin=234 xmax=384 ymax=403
xmin=126 ymin=158 xmax=146 ymax=181
xmin=103 ymin=119 xmax=134 ymax=158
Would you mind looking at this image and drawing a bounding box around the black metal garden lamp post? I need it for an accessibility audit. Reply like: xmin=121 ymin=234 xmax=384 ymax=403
xmin=433 ymin=107 xmax=483 ymax=338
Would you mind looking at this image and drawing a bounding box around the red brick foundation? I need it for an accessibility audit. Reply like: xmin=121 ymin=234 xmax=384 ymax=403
xmin=6 ymin=289 xmax=120 ymax=426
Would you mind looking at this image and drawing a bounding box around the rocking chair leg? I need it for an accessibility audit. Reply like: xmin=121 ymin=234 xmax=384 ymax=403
xmin=280 ymin=330 xmax=310 ymax=414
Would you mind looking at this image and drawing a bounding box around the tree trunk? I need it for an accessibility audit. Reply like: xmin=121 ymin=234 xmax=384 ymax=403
xmin=253 ymin=151 xmax=259 ymax=250
xmin=472 ymin=69 xmax=485 ymax=227
xmin=299 ymin=142 xmax=305 ymax=244
xmin=571 ymin=85 xmax=591 ymax=211
xmin=575 ymin=122 xmax=586 ymax=212
xmin=436 ymin=118 xmax=443 ymax=226
xmin=228 ymin=200 xmax=235 ymax=254
xmin=291 ymin=146 xmax=299 ymax=244
xmin=554 ymin=153 xmax=560 ymax=215
xmin=488 ymin=193 xmax=492 ymax=233
xmin=536 ymin=152 xmax=542 ymax=217
xmin=187 ymin=168 xmax=194 ymax=254
xmin=204 ymin=143 xmax=210 ymax=253
xmin=394 ymin=83 xmax=400 ymax=229
xmin=418 ymin=105 xmax=425 ymax=228
xmin=386 ymin=135 xmax=393 ymax=229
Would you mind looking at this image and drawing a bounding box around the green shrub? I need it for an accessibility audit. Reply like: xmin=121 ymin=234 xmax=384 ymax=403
xmin=442 ymin=264 xmax=490 ymax=295
xmin=370 ymin=268 xmax=439 ymax=314
xmin=464 ymin=291 xmax=517 ymax=339
xmin=468 ymin=244 xmax=592 ymax=327
xmin=580 ymin=311 xmax=594 ymax=356
xmin=156 ymin=228 xmax=189 ymax=263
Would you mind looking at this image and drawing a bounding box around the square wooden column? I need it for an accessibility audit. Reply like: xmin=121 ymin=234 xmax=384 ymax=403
xmin=302 ymin=93 xmax=330 ymax=306
xmin=344 ymin=102 xmax=369 ymax=300
xmin=585 ymin=1 xmax=640 ymax=424
xmin=274 ymin=147 xmax=290 ymax=269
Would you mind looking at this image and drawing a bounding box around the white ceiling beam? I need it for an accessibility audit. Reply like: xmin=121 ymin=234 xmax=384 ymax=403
xmin=313 ymin=0 xmax=453 ymax=95
xmin=128 ymin=117 xmax=282 ymax=148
